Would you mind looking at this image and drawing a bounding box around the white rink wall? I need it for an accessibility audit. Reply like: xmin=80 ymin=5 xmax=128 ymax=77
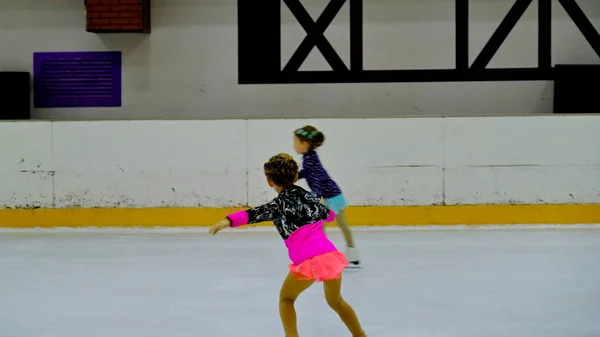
xmin=0 ymin=116 xmax=599 ymax=209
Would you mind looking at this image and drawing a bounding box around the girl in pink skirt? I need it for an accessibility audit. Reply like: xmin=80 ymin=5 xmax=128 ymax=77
xmin=209 ymin=153 xmax=367 ymax=337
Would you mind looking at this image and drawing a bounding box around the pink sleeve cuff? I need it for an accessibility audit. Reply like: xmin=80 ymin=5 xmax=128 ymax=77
xmin=227 ymin=210 xmax=249 ymax=228
xmin=325 ymin=209 xmax=336 ymax=223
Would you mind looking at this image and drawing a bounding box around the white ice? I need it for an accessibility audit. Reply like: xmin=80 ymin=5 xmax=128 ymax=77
xmin=1 ymin=226 xmax=599 ymax=337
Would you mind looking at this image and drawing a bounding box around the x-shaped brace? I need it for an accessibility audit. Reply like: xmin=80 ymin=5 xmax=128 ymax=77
xmin=283 ymin=0 xmax=349 ymax=72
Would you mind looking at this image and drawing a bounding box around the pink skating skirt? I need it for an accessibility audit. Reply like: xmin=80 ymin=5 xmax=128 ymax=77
xmin=289 ymin=251 xmax=349 ymax=282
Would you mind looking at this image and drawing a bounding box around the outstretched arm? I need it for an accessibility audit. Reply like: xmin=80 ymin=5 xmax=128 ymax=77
xmin=209 ymin=200 xmax=280 ymax=235
xmin=227 ymin=199 xmax=281 ymax=228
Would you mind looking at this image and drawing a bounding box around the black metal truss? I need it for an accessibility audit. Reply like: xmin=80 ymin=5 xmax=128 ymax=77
xmin=238 ymin=0 xmax=600 ymax=84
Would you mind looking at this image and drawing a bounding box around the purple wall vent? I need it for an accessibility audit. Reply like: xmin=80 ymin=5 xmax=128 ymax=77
xmin=33 ymin=51 xmax=122 ymax=108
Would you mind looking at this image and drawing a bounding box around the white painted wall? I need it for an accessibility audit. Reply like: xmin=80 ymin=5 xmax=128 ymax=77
xmin=1 ymin=116 xmax=599 ymax=208
xmin=0 ymin=0 xmax=599 ymax=120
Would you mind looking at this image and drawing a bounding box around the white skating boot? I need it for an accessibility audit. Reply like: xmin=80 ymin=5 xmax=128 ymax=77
xmin=346 ymin=247 xmax=361 ymax=268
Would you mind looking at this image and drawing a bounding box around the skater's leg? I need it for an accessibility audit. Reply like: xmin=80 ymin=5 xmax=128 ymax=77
xmin=323 ymin=195 xmax=361 ymax=265
xmin=335 ymin=210 xmax=355 ymax=247
xmin=279 ymin=272 xmax=314 ymax=337
xmin=336 ymin=211 xmax=361 ymax=265
xmin=323 ymin=275 xmax=366 ymax=337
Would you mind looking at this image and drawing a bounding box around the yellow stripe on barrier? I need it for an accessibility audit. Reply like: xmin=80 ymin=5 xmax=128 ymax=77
xmin=0 ymin=204 xmax=599 ymax=228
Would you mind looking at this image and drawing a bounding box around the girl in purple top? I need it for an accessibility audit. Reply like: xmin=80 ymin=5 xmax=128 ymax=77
xmin=209 ymin=153 xmax=367 ymax=337
xmin=293 ymin=125 xmax=361 ymax=266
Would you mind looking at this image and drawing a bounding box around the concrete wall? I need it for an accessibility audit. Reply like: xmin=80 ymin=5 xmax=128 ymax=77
xmin=0 ymin=0 xmax=599 ymax=120
xmin=1 ymin=116 xmax=599 ymax=209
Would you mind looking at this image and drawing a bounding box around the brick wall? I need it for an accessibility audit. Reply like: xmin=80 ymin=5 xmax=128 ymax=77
xmin=85 ymin=0 xmax=150 ymax=33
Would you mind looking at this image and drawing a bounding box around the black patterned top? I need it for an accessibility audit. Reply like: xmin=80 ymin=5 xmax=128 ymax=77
xmin=231 ymin=185 xmax=332 ymax=239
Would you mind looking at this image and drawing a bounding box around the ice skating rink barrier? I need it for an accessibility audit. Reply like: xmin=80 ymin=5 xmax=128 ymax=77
xmin=0 ymin=116 xmax=599 ymax=227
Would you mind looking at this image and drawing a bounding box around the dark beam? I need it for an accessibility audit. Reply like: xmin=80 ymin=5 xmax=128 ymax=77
xmin=538 ymin=0 xmax=551 ymax=68
xmin=471 ymin=0 xmax=533 ymax=69
xmin=455 ymin=0 xmax=469 ymax=69
xmin=237 ymin=0 xmax=281 ymax=83
xmin=349 ymin=0 xmax=363 ymax=71
xmin=237 ymin=68 xmax=555 ymax=84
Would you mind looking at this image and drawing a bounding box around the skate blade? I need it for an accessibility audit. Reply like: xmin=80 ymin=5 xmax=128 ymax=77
xmin=345 ymin=263 xmax=362 ymax=269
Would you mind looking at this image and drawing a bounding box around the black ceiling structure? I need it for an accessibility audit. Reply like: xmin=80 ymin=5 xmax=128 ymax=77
xmin=238 ymin=0 xmax=600 ymax=84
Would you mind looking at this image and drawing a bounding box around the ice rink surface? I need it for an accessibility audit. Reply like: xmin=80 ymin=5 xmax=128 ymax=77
xmin=1 ymin=226 xmax=599 ymax=337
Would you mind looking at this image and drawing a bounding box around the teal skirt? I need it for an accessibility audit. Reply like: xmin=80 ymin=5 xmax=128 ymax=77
xmin=324 ymin=194 xmax=348 ymax=214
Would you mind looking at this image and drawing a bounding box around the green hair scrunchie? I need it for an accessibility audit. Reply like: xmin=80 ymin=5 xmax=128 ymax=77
xmin=296 ymin=129 xmax=318 ymax=139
